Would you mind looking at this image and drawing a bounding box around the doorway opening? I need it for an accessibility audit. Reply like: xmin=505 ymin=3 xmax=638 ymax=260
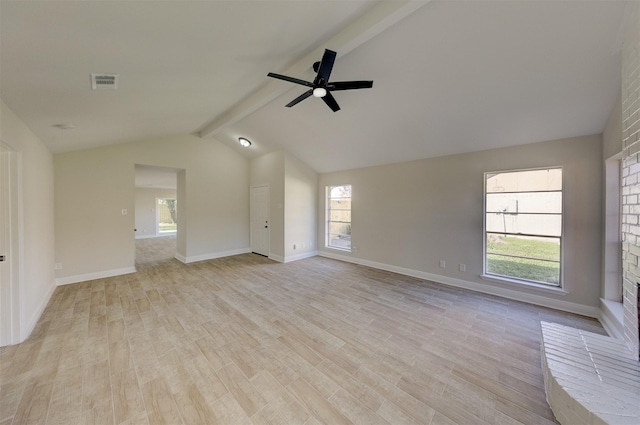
xmin=134 ymin=164 xmax=182 ymax=268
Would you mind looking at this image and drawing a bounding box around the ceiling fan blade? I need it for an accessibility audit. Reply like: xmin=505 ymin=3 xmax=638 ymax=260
xmin=314 ymin=49 xmax=337 ymax=85
xmin=285 ymin=90 xmax=313 ymax=107
xmin=327 ymin=80 xmax=373 ymax=91
xmin=267 ymin=73 xmax=313 ymax=87
xmin=322 ymin=91 xmax=340 ymax=112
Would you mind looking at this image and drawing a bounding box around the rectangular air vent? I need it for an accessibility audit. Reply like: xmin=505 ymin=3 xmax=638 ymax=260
xmin=91 ymin=73 xmax=119 ymax=90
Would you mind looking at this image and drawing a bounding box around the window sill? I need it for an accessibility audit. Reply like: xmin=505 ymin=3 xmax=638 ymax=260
xmin=325 ymin=246 xmax=352 ymax=253
xmin=480 ymin=274 xmax=568 ymax=295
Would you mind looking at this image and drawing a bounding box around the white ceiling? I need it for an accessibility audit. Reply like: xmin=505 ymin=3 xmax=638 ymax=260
xmin=0 ymin=1 xmax=627 ymax=174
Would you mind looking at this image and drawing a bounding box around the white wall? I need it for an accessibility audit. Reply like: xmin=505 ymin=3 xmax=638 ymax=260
xmin=249 ymin=151 xmax=318 ymax=262
xmin=134 ymin=188 xmax=177 ymax=239
xmin=284 ymin=152 xmax=317 ymax=260
xmin=55 ymin=134 xmax=249 ymax=283
xmin=0 ymin=99 xmax=55 ymax=341
xmin=318 ymin=135 xmax=603 ymax=314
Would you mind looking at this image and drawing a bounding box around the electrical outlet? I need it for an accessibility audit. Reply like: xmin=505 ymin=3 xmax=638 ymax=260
xmin=459 ymin=264 xmax=466 ymax=272
xmin=121 ymin=209 xmax=127 ymax=215
xmin=439 ymin=260 xmax=446 ymax=268
xmin=54 ymin=263 xmax=62 ymax=270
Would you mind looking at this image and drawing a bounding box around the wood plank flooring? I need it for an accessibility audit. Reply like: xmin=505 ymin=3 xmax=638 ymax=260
xmin=0 ymin=238 xmax=605 ymax=424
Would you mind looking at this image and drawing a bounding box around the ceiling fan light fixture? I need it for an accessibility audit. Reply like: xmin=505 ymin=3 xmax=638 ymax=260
xmin=238 ymin=137 xmax=252 ymax=148
xmin=313 ymin=87 xmax=327 ymax=98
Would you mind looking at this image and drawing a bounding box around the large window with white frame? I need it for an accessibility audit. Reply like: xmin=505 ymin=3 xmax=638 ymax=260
xmin=326 ymin=184 xmax=352 ymax=251
xmin=484 ymin=168 xmax=562 ymax=286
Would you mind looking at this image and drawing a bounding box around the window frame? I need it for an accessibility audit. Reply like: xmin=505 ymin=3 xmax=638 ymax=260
xmin=483 ymin=167 xmax=564 ymax=288
xmin=325 ymin=184 xmax=352 ymax=252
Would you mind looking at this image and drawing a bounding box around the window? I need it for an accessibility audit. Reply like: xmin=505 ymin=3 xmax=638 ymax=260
xmin=157 ymin=198 xmax=177 ymax=235
xmin=603 ymin=158 xmax=622 ymax=302
xmin=326 ymin=184 xmax=352 ymax=250
xmin=484 ymin=168 xmax=562 ymax=286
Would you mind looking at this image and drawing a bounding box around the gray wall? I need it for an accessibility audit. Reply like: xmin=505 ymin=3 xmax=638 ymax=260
xmin=1 ymin=99 xmax=55 ymax=340
xmin=55 ymin=134 xmax=249 ymax=282
xmin=284 ymin=152 xmax=317 ymax=260
xmin=318 ymin=135 xmax=603 ymax=311
xmin=250 ymin=151 xmax=285 ymax=259
xmin=603 ymin=92 xmax=622 ymax=160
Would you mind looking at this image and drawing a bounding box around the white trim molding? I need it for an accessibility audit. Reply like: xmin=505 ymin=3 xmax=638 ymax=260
xmin=22 ymin=279 xmax=56 ymax=342
xmin=175 ymin=248 xmax=251 ymax=264
xmin=599 ymin=298 xmax=625 ymax=339
xmin=283 ymin=251 xmax=318 ymax=263
xmin=318 ymin=251 xmax=599 ymax=318
xmin=269 ymin=254 xmax=285 ymax=263
xmin=55 ymin=266 xmax=137 ymax=286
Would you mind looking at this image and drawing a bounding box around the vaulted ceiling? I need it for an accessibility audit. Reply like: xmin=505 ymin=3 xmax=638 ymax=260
xmin=0 ymin=1 xmax=627 ymax=173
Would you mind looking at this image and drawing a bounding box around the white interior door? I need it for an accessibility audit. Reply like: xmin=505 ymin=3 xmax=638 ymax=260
xmin=250 ymin=186 xmax=269 ymax=256
xmin=0 ymin=143 xmax=17 ymax=346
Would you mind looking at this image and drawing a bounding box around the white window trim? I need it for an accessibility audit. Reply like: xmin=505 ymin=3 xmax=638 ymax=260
xmin=483 ymin=166 xmax=564 ymax=289
xmin=480 ymin=273 xmax=568 ymax=295
xmin=325 ymin=184 xmax=352 ymax=252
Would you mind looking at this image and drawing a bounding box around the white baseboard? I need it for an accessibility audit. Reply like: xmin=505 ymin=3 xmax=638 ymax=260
xmin=269 ymin=254 xmax=285 ymax=263
xmin=268 ymin=251 xmax=318 ymax=263
xmin=22 ymin=279 xmax=57 ymax=342
xmin=283 ymin=251 xmax=318 ymax=263
xmin=55 ymin=266 xmax=137 ymax=286
xmin=318 ymin=251 xmax=599 ymax=318
xmin=600 ymin=298 xmax=625 ymax=339
xmin=175 ymin=248 xmax=251 ymax=264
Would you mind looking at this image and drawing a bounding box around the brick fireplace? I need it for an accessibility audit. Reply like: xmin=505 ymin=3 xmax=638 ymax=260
xmin=538 ymin=6 xmax=640 ymax=424
xmin=621 ymin=2 xmax=640 ymax=360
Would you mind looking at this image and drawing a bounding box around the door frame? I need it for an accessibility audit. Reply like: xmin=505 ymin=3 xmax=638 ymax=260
xmin=0 ymin=141 xmax=22 ymax=346
xmin=250 ymin=185 xmax=270 ymax=256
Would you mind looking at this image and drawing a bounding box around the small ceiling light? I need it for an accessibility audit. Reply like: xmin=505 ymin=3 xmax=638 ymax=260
xmin=52 ymin=123 xmax=75 ymax=130
xmin=313 ymin=87 xmax=327 ymax=98
xmin=238 ymin=137 xmax=252 ymax=147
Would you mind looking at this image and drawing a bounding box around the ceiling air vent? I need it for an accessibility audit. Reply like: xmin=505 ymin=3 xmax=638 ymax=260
xmin=91 ymin=73 xmax=119 ymax=90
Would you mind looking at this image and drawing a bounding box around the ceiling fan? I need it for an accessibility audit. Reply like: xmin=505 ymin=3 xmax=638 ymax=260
xmin=267 ymin=49 xmax=373 ymax=112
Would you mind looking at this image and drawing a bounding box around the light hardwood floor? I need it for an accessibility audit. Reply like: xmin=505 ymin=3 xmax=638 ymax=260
xmin=0 ymin=238 xmax=605 ymax=425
